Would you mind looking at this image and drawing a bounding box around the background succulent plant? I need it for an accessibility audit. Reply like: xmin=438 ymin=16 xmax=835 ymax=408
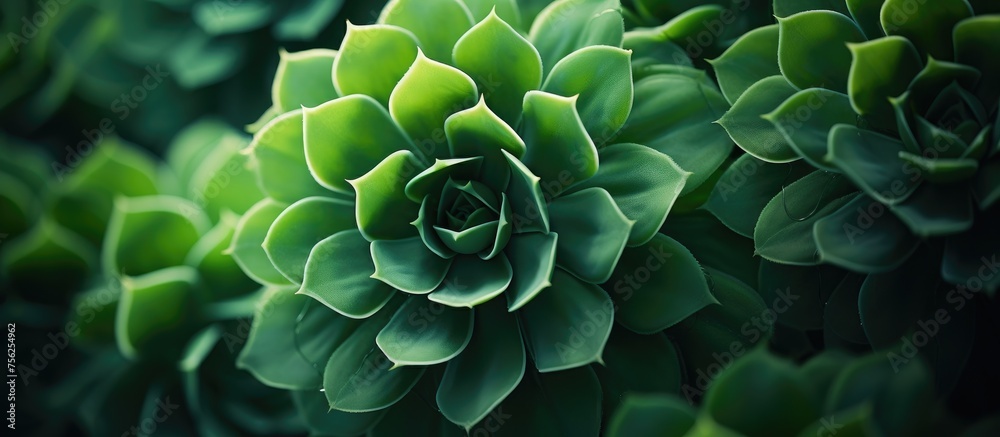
xmin=607 ymin=348 xmax=1000 ymax=436
xmin=1 ymin=121 xmax=304 ymax=434
xmin=705 ymin=0 xmax=1000 ymax=399
xmin=0 ymin=0 xmax=388 ymax=152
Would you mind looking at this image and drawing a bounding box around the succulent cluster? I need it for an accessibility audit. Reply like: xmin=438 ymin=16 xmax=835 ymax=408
xmin=609 ymin=349 xmax=1000 ymax=437
xmin=710 ymin=0 xmax=999 ymax=288
xmin=230 ymin=0 xmax=759 ymax=433
xmin=4 ymin=0 xmax=1000 ymax=435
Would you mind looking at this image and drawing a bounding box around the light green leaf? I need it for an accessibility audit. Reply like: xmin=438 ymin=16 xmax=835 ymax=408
xmin=719 ymin=75 xmax=800 ymax=163
xmin=461 ymin=0 xmax=521 ymax=29
xmin=847 ymin=36 xmax=922 ymax=128
xmin=709 ymin=24 xmax=780 ymax=105
xmin=429 ymin=254 xmax=513 ymax=307
xmin=549 ymin=188 xmax=633 ymax=283
xmin=519 ymin=268 xmax=613 ymax=372
xmin=813 ymin=193 xmax=920 ymax=272
xmin=617 ymin=74 xmax=733 ymax=195
xmin=453 ymin=10 xmax=541 ymax=126
xmin=349 ymin=150 xmax=424 ymax=241
xmin=753 ymin=171 xmax=860 ymax=265
xmin=503 ymin=232 xmax=557 ymax=311
xmin=334 ymin=24 xmax=420 ymax=106
xmin=304 ymin=95 xmax=417 ymax=195
xmin=103 ymin=195 xmax=209 ymax=278
xmin=371 ymin=236 xmax=453 ymax=294
xmin=272 ymin=49 xmax=339 ymax=113
xmin=503 ymin=150 xmax=550 ymax=233
xmin=263 ymin=197 xmax=355 ymax=284
xmin=377 ymin=296 xmax=474 ymax=366
xmin=519 ymin=91 xmax=599 ymax=194
xmin=446 ymin=98 xmax=526 ymax=191
xmin=777 ymin=10 xmax=866 ymax=92
xmin=529 ymin=0 xmax=623 ymax=75
xmin=116 ymin=266 xmax=201 ymax=360
xmin=323 ymin=297 xmax=425 ymax=412
xmin=567 ymin=143 xmax=688 ymax=246
xmin=379 ymin=0 xmax=475 ymax=62
xmin=880 ymin=0 xmax=972 ymax=60
xmin=230 ymin=199 xmax=291 ymax=286
xmin=765 ymin=88 xmax=858 ymax=171
xmin=249 ymin=110 xmax=332 ymax=203
xmin=182 ymin=132 xmax=263 ymax=220
xmin=541 ymin=46 xmax=633 ymax=140
xmin=299 ymin=230 xmax=396 ymax=319
xmin=438 ymin=298 xmax=525 ymax=429
xmin=603 ymin=233 xmax=716 ymax=334
xmin=390 ymin=51 xmax=479 ymax=161
xmin=827 ymin=124 xmax=918 ymax=205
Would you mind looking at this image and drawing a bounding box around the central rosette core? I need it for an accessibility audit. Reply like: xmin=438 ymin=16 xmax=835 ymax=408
xmin=406 ymin=155 xmax=514 ymax=260
xmin=434 ymin=179 xmax=503 ymax=255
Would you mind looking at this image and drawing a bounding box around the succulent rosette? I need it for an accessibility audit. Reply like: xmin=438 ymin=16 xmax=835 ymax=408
xmin=9 ymin=121 xmax=302 ymax=435
xmin=702 ymin=0 xmax=1000 ymax=394
xmin=232 ymin=0 xmax=741 ymax=433
xmin=607 ymin=349 xmax=1000 ymax=436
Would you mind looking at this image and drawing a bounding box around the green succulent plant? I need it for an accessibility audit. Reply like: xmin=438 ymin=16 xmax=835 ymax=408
xmin=702 ymin=0 xmax=1000 ymax=398
xmin=607 ymin=348 xmax=1000 ymax=437
xmin=1 ymin=121 xmax=306 ymax=435
xmin=708 ymin=0 xmax=1000 ymax=289
xmin=229 ymin=0 xmax=764 ymax=433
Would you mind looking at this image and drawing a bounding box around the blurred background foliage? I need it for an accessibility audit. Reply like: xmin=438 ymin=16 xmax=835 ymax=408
xmin=0 ymin=0 xmax=389 ymax=153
